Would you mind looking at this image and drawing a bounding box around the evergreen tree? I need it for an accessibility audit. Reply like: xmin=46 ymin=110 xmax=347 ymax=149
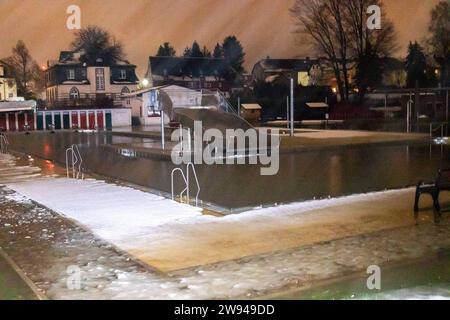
xmin=213 ymin=43 xmax=223 ymax=58
xmin=355 ymin=42 xmax=382 ymax=99
xmin=221 ymin=36 xmax=245 ymax=81
xmin=183 ymin=47 xmax=192 ymax=57
xmin=405 ymin=41 xmax=431 ymax=88
xmin=156 ymin=42 xmax=176 ymax=57
xmin=190 ymin=41 xmax=203 ymax=58
xmin=202 ymin=46 xmax=211 ymax=58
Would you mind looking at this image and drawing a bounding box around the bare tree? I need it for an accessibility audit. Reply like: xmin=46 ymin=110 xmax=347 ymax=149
xmin=291 ymin=0 xmax=350 ymax=100
xmin=4 ymin=40 xmax=42 ymax=99
xmin=428 ymin=1 xmax=450 ymax=86
xmin=291 ymin=0 xmax=396 ymax=100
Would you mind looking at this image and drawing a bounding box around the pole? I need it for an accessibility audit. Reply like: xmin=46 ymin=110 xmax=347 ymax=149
xmin=237 ymin=97 xmax=241 ymax=117
xmin=384 ymin=94 xmax=388 ymax=119
xmin=446 ymin=89 xmax=449 ymax=136
xmin=286 ymin=96 xmax=289 ymax=129
xmin=290 ymin=78 xmax=294 ymax=137
xmin=160 ymin=110 xmax=165 ymax=150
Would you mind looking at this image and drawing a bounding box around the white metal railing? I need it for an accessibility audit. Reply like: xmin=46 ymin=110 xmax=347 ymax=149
xmin=171 ymin=167 xmax=188 ymax=203
xmin=171 ymin=162 xmax=200 ymax=206
xmin=0 ymin=134 xmax=8 ymax=154
xmin=65 ymin=144 xmax=84 ymax=179
xmin=186 ymin=162 xmax=200 ymax=207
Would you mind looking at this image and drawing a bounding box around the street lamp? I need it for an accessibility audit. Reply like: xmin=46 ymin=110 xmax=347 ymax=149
xmin=141 ymin=78 xmax=149 ymax=87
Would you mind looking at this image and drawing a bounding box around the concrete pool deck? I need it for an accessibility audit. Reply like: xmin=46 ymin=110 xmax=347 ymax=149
xmin=125 ymin=188 xmax=447 ymax=272
xmin=110 ymin=126 xmax=428 ymax=151
xmin=2 ymin=153 xmax=447 ymax=273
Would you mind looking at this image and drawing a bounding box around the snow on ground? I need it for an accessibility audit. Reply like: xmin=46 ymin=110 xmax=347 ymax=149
xmin=6 ymin=178 xmax=203 ymax=242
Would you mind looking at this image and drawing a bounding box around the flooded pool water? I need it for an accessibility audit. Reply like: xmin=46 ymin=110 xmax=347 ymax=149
xmin=6 ymin=131 xmax=450 ymax=210
xmin=278 ymin=251 xmax=450 ymax=300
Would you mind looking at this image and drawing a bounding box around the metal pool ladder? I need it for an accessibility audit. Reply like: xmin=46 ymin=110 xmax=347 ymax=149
xmin=0 ymin=134 xmax=8 ymax=154
xmin=171 ymin=162 xmax=201 ymax=207
xmin=65 ymin=144 xmax=84 ymax=179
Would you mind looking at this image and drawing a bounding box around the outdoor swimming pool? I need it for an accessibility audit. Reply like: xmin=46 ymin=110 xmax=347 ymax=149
xmin=6 ymin=131 xmax=450 ymax=210
xmin=278 ymin=250 xmax=450 ymax=300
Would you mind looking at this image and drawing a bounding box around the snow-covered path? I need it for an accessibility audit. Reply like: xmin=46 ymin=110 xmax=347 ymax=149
xmin=0 ymin=153 xmax=203 ymax=245
xmin=7 ymin=178 xmax=203 ymax=242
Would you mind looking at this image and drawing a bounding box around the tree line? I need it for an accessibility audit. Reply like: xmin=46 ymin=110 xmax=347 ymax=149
xmin=156 ymin=36 xmax=246 ymax=82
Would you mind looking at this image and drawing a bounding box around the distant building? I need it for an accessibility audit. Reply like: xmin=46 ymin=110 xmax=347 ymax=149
xmin=0 ymin=60 xmax=18 ymax=101
xmin=145 ymin=56 xmax=231 ymax=93
xmin=44 ymin=51 xmax=139 ymax=109
xmin=251 ymin=58 xmax=323 ymax=86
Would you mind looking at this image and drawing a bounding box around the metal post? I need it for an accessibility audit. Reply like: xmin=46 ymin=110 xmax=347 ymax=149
xmin=187 ymin=128 xmax=192 ymax=152
xmin=446 ymin=90 xmax=449 ymax=136
xmin=286 ymin=96 xmax=290 ymax=129
xmin=290 ymin=78 xmax=294 ymax=137
xmin=179 ymin=124 xmax=183 ymax=153
xmin=237 ymin=97 xmax=241 ymax=117
xmin=160 ymin=111 xmax=165 ymax=150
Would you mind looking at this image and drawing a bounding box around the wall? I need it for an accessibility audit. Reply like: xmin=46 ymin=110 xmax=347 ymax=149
xmin=0 ymin=75 xmax=18 ymax=101
xmin=111 ymin=108 xmax=131 ymax=127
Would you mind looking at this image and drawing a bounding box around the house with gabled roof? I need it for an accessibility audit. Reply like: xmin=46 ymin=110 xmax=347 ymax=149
xmin=44 ymin=50 xmax=139 ymax=109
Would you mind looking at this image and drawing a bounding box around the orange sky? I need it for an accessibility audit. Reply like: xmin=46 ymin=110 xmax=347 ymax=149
xmin=0 ymin=0 xmax=441 ymax=76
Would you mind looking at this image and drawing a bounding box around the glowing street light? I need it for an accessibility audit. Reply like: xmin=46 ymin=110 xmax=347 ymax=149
xmin=141 ymin=78 xmax=149 ymax=87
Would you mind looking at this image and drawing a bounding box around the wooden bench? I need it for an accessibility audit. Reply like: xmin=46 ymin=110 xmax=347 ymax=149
xmin=414 ymin=169 xmax=450 ymax=214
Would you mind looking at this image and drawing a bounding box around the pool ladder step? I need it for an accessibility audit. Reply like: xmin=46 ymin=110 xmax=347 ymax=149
xmin=171 ymin=163 xmax=201 ymax=207
xmin=65 ymin=144 xmax=84 ymax=179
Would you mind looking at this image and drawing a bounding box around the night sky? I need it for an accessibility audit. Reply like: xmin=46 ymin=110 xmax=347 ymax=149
xmin=0 ymin=0 xmax=441 ymax=76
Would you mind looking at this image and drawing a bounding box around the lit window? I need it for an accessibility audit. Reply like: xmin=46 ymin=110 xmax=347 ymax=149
xmin=67 ymin=69 xmax=75 ymax=80
xmin=120 ymin=69 xmax=127 ymax=80
xmin=121 ymin=87 xmax=130 ymax=95
xmin=69 ymin=87 xmax=80 ymax=100
xmin=95 ymin=68 xmax=105 ymax=91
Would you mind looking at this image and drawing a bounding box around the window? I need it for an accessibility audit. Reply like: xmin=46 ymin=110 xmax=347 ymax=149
xmin=67 ymin=69 xmax=75 ymax=80
xmin=119 ymin=69 xmax=127 ymax=80
xmin=95 ymin=68 xmax=105 ymax=91
xmin=205 ymin=82 xmax=212 ymax=88
xmin=69 ymin=87 xmax=80 ymax=100
xmin=121 ymin=87 xmax=130 ymax=95
xmin=81 ymin=69 xmax=87 ymax=79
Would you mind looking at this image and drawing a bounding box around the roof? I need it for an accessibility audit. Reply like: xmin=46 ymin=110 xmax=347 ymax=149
xmin=50 ymin=50 xmax=136 ymax=67
xmin=148 ymin=56 xmax=227 ymax=78
xmin=241 ymin=103 xmax=262 ymax=110
xmin=306 ymin=102 xmax=329 ymax=108
xmin=0 ymin=101 xmax=36 ymax=113
xmin=255 ymin=58 xmax=319 ymax=73
xmin=121 ymin=85 xmax=195 ymax=98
